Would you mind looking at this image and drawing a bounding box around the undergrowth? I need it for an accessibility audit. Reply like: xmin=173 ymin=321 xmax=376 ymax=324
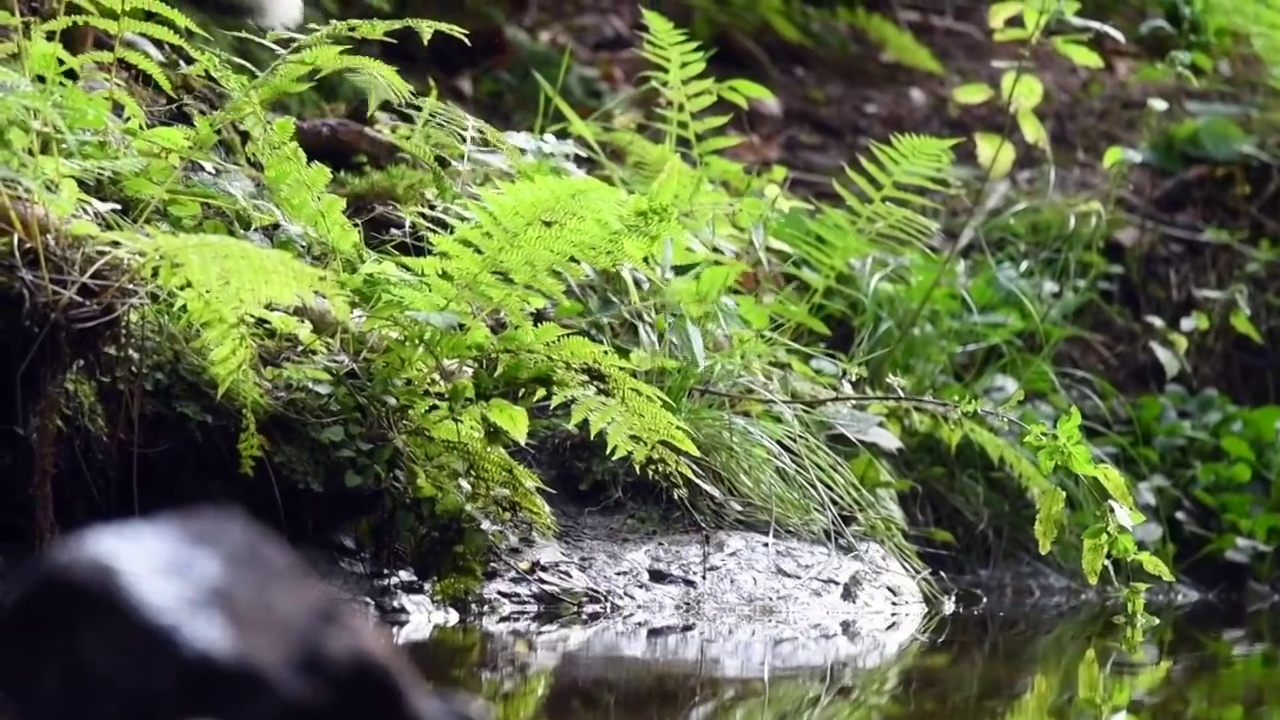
xmin=0 ymin=0 xmax=1173 ymax=620
xmin=535 ymin=7 xmax=1171 ymax=626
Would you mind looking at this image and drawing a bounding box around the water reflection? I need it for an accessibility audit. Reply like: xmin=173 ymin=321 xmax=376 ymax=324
xmin=406 ymin=603 xmax=1280 ymax=719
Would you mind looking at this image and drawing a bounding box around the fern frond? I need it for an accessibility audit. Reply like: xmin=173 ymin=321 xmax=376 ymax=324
xmin=439 ymin=440 xmax=554 ymax=531
xmin=840 ymin=8 xmax=944 ymax=76
xmin=251 ymin=45 xmax=414 ymax=107
xmin=291 ymin=17 xmax=467 ymax=50
xmin=636 ymin=8 xmax=744 ymax=162
xmin=66 ymin=0 xmax=210 ymax=37
xmin=115 ymin=230 xmax=350 ymax=405
xmin=402 ymin=174 xmax=669 ymax=313
xmin=75 ymin=47 xmax=173 ymax=94
xmin=942 ymin=416 xmax=1054 ymax=495
xmin=239 ymin=114 xmax=364 ymax=259
xmin=836 ymin=132 xmax=959 ymax=238
xmin=538 ymin=334 xmax=699 ymax=467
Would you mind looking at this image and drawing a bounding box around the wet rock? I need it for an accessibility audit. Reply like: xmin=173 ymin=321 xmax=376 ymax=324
xmin=484 ymin=516 xmax=922 ymax=622
xmin=0 ymin=505 xmax=488 ymax=720
xmin=470 ymin=512 xmax=928 ymax=673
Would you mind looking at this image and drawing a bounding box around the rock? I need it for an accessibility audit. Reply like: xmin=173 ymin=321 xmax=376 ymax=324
xmin=0 ymin=505 xmax=489 ymax=720
xmin=476 ymin=512 xmax=928 ymax=675
xmin=485 ymin=520 xmax=923 ymax=622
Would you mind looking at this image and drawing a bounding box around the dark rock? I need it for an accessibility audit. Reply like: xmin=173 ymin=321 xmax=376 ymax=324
xmin=0 ymin=504 xmax=489 ymax=720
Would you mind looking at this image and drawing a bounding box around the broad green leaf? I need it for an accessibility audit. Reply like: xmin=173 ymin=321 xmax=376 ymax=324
xmin=1021 ymin=4 xmax=1047 ymax=37
xmin=1230 ymin=306 xmax=1264 ymax=344
xmin=1133 ymin=551 xmax=1176 ymax=581
xmin=1057 ymin=405 xmax=1083 ymax=436
xmin=1000 ymin=71 xmax=1044 ymax=110
xmin=484 ymin=398 xmax=530 ymax=445
xmin=988 ymin=1 xmax=1023 ymax=29
xmin=972 ymin=132 xmax=1016 ymax=179
xmin=1102 ymin=145 xmax=1141 ymax=169
xmin=993 ymin=27 xmax=1033 ymax=42
xmin=1081 ymin=525 xmax=1109 ymax=584
xmin=1095 ymin=463 xmax=1137 ymax=509
xmin=952 ymin=82 xmax=995 ymax=105
xmin=1052 ymin=37 xmax=1106 ymax=68
xmin=721 ymin=77 xmax=775 ymax=100
xmin=1016 ymin=108 xmax=1049 ymax=150
xmin=1220 ymin=435 xmax=1257 ymax=462
xmin=1034 ymin=485 xmax=1067 ymax=554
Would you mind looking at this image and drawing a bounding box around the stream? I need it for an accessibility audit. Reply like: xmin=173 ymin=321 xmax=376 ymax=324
xmin=402 ymin=603 xmax=1280 ymax=720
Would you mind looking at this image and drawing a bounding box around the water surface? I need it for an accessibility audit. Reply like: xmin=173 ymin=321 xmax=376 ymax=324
xmin=405 ymin=603 xmax=1280 ymax=719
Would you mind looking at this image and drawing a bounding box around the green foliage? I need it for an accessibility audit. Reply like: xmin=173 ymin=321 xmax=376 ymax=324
xmin=0 ymin=0 xmax=708 ymax=574
xmin=951 ymin=1 xmax=1112 ymax=178
xmin=635 ymin=8 xmax=775 ymax=160
xmin=529 ymin=9 xmax=1167 ymax=603
xmin=837 ymin=6 xmax=944 ymax=75
xmin=679 ymin=0 xmax=943 ymax=76
xmin=1174 ymin=0 xmax=1280 ymax=84
xmin=1097 ymin=386 xmax=1280 ymax=580
xmin=0 ymin=0 xmax=1200 ymax=620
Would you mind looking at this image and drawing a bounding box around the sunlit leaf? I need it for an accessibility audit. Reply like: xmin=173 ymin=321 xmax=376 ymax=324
xmin=972 ymin=131 xmax=1016 ymax=179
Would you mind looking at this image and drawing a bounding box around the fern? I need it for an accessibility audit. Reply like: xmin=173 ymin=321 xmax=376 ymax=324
xmin=112 ymin=230 xmax=349 ymax=466
xmin=67 ymin=0 xmax=209 ymax=36
xmin=947 ymin=416 xmax=1054 ymax=495
xmin=379 ymin=172 xmax=699 ymax=472
xmin=290 ymin=17 xmax=465 ymax=50
xmin=35 ymin=5 xmax=204 ymax=94
xmin=636 ymin=8 xmax=774 ymax=164
xmin=240 ymin=113 xmax=364 ymax=259
xmin=774 ymin=132 xmax=958 ymax=321
xmin=397 ymin=174 xmax=671 ymax=310
xmin=840 ymin=7 xmax=944 ymax=76
xmin=543 ymin=333 xmax=699 ymax=467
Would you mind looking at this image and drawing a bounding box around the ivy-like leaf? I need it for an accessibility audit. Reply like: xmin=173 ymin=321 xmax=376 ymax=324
xmin=1081 ymin=525 xmax=1109 ymax=584
xmin=1034 ymin=485 xmax=1067 ymax=555
xmin=1133 ymin=551 xmax=1176 ymax=582
xmin=484 ymin=399 xmax=531 ymax=445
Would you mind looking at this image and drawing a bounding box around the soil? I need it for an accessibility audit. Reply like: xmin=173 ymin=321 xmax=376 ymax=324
xmin=464 ymin=2 xmax=1159 ymax=188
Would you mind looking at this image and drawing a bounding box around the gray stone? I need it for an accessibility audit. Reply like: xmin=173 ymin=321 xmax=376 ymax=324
xmin=311 ymin=511 xmax=930 ymax=671
xmin=473 ymin=515 xmax=928 ymax=675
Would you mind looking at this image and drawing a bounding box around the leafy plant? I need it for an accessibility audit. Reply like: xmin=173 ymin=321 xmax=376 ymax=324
xmin=0 ymin=1 xmax=712 ymax=580
xmin=529 ymin=8 xmax=1174 ymax=614
xmin=1098 ymin=385 xmax=1280 ymax=583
